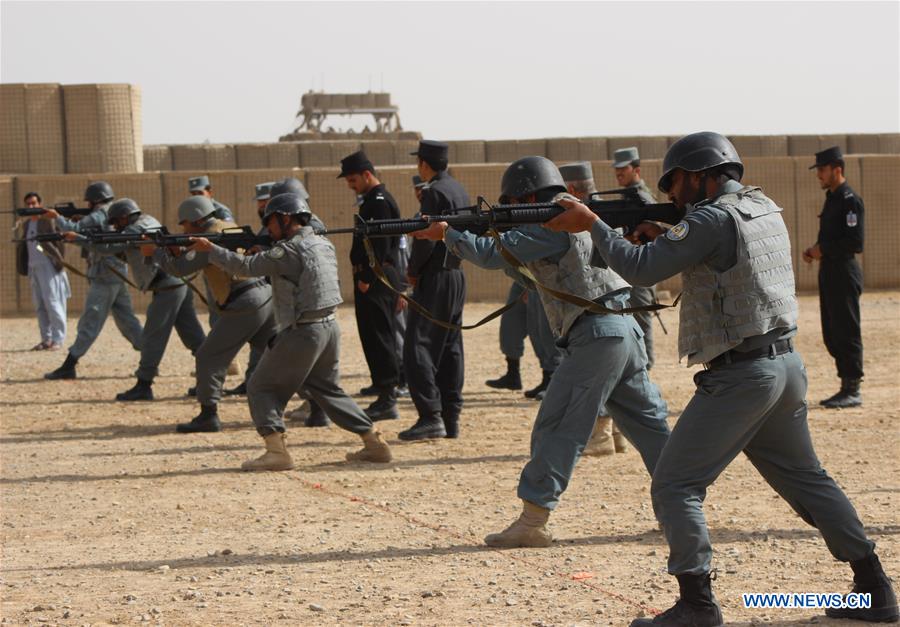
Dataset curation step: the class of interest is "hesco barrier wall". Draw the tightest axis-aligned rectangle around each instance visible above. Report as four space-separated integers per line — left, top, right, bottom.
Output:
1 156 897 315
63 84 143 174
134 133 900 173
0 84 67 175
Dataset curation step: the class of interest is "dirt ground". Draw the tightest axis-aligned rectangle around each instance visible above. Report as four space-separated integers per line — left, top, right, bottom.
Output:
1 292 898 626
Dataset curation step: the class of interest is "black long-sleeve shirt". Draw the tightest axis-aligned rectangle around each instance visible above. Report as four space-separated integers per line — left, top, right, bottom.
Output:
350 184 400 283
408 170 470 277
817 182 864 259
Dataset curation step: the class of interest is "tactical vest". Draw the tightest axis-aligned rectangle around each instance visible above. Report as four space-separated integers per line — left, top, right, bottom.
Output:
85 202 129 281
270 227 343 330
123 214 175 291
524 231 630 338
202 219 241 305
678 186 798 365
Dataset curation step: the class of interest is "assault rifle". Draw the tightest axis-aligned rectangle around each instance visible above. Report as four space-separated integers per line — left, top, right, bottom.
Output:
6 202 94 218
13 225 275 250
138 225 275 251
322 192 681 239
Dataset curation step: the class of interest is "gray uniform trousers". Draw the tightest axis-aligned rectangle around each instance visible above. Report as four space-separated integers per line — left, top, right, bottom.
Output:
499 282 562 373
247 317 373 436
196 286 276 406
499 281 528 359
652 351 874 575
69 278 144 359
518 313 671 509
628 285 657 369
136 285 206 382
525 286 562 373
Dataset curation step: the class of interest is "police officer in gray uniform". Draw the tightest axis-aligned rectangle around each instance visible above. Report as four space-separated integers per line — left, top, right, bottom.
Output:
219 181 276 398
612 147 660 368
149 196 277 432
547 132 897 626
560 161 628 456
44 182 144 380
85 199 206 401
485 281 528 390
189 175 234 222
412 156 671 548
190 193 393 470
485 280 561 399
262 177 332 428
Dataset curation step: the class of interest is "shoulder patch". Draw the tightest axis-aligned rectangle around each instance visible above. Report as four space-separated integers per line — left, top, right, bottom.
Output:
843 190 854 199
846 211 858 227
267 246 286 259
666 221 690 241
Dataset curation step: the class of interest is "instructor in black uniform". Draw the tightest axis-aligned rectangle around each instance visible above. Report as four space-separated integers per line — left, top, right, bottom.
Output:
400 140 470 441
803 146 865 408
339 150 403 421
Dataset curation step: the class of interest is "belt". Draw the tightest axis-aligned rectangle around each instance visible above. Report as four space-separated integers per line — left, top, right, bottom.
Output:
291 313 336 327
222 279 266 308
705 339 793 369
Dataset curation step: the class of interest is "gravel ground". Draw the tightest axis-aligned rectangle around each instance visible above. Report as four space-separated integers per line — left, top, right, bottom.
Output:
1 292 898 626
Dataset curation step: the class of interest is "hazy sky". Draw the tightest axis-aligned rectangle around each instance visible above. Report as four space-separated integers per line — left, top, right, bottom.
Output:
2 1 898 145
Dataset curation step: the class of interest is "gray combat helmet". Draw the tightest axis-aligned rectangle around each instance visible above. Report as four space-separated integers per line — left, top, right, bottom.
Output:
500 156 566 201
262 193 312 221
271 177 310 201
178 196 217 224
107 198 141 224
658 132 743 193
84 181 114 203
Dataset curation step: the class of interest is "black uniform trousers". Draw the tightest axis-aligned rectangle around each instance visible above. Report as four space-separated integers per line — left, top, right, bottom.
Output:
404 268 466 421
354 265 400 390
818 257 864 380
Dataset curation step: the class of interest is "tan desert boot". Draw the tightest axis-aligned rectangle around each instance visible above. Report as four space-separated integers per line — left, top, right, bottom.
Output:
612 424 629 453
346 428 392 463
484 501 552 548
227 360 242 376
583 417 615 457
241 432 295 471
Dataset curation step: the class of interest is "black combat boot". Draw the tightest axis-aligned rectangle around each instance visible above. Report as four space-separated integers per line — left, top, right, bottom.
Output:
116 379 154 401
822 378 863 409
304 400 331 428
44 352 78 380
224 381 247 396
485 358 522 390
358 383 378 396
443 412 460 439
399 414 447 441
826 552 899 622
365 388 399 421
630 572 723 627
524 370 553 399
177 404 222 433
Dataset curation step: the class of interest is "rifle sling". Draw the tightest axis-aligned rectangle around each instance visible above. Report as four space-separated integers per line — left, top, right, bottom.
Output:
362 238 524 332
49 248 208 306
484 228 680 316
